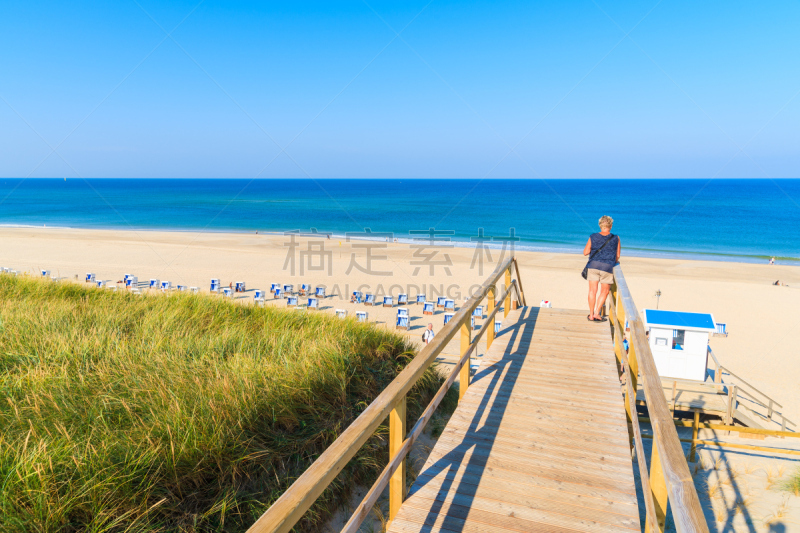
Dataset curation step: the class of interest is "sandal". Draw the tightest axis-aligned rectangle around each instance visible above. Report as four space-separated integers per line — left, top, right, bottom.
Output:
593 317 608 322
587 315 594 322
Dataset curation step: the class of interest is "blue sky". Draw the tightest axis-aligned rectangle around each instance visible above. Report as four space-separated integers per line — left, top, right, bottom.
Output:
1 1 798 179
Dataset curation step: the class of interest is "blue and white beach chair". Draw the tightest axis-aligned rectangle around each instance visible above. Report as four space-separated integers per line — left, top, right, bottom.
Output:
335 309 347 319
307 297 319 310
210 279 220 292
444 299 455 312
41 269 50 277
274 288 282 299
397 307 408 330
177 285 187 292
356 311 368 322
149 279 159 289
436 297 446 308
254 289 264 300
270 283 280 293
287 296 298 307
423 302 434 315
715 323 728 337
443 313 454 325
222 287 233 298
383 296 393 308
495 319 502 333
416 294 426 305
160 281 171 291
283 284 293 295
86 273 95 283
352 291 362 303
364 294 375 306
473 306 483 319
126 276 138 289
235 281 246 292
315 286 326 298
300 283 310 295
398 294 408 305
97 280 106 288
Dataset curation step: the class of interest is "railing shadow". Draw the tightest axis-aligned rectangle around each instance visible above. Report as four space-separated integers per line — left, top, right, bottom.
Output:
405 307 539 531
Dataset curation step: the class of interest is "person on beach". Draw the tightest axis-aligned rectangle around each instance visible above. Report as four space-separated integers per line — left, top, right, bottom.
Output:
422 323 435 344
583 215 621 322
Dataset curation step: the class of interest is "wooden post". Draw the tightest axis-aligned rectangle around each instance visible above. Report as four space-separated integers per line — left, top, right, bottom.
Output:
690 410 700 463
726 385 737 435
648 440 668 532
487 286 495 348
503 268 511 318
459 322 470 401
388 395 406 522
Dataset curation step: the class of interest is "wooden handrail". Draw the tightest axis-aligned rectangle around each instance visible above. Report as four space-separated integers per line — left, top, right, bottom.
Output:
340 280 520 533
612 265 708 533
248 256 522 533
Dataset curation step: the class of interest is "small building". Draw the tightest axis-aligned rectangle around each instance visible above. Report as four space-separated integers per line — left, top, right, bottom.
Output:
643 309 716 382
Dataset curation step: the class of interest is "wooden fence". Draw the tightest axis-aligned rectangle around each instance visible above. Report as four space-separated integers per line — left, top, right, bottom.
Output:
610 265 709 533
247 256 525 533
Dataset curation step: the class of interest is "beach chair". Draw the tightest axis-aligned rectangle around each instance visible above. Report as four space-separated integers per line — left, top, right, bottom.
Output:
254 290 264 300
274 288 282 299
364 294 375 306
540 299 552 308
443 313 454 325
423 302 434 315
160 281 171 291
356 311 368 322
335 309 347 319
398 294 408 305
444 299 455 312
177 285 187 292
235 281 246 293
126 276 138 288
714 323 728 337
97 280 106 288
190 287 199 293
286 296 298 308
397 307 409 318
307 297 319 310
210 279 220 292
41 269 50 277
148 279 157 289
315 286 326 298
494 319 502 333
416 294 426 305
222 287 233 298
283 284 293 295
352 291 362 303
383 296 393 308
255 298 265 307
473 306 484 319
270 283 280 293
300 283 311 296
396 314 410 330
436 297 446 308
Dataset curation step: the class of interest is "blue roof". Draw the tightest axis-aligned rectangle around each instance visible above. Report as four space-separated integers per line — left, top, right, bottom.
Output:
644 309 716 330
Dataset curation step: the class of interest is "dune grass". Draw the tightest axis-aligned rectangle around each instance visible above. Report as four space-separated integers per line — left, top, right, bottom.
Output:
0 275 444 532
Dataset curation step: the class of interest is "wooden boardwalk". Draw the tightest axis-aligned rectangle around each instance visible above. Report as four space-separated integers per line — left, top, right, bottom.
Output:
388 307 640 533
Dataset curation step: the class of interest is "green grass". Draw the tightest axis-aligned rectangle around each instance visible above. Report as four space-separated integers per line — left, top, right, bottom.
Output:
783 468 800 497
0 275 444 532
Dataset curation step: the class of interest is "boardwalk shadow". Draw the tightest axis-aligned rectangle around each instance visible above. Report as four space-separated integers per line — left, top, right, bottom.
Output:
407 307 539 531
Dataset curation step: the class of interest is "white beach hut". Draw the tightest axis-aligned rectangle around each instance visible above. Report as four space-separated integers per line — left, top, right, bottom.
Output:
644 309 716 382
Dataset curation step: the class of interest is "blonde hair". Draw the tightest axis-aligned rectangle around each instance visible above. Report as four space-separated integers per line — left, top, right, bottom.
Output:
599 215 614 229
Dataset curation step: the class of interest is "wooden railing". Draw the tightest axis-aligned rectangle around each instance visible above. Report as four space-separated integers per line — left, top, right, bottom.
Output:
610 265 709 533
247 256 525 533
707 347 795 431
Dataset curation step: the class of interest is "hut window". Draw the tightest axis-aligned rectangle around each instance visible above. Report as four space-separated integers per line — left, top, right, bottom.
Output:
672 329 685 350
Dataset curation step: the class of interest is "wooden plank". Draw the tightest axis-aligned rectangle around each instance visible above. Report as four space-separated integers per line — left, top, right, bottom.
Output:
388 306 639 533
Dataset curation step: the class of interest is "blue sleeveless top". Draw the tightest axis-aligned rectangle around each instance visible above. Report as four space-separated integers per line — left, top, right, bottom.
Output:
587 232 618 273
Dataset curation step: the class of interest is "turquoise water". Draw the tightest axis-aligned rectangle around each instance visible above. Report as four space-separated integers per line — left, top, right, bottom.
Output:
1 178 798 264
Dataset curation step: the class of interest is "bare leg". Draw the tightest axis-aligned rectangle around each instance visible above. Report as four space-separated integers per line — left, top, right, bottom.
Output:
595 283 611 318
587 280 599 319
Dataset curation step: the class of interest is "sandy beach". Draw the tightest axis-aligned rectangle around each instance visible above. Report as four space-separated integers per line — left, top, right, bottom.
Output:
3 225 799 425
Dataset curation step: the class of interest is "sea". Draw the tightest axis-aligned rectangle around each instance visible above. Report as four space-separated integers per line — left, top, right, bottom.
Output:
1 178 798 264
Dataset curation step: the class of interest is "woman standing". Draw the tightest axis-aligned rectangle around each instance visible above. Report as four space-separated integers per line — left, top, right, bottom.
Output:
583 215 621 322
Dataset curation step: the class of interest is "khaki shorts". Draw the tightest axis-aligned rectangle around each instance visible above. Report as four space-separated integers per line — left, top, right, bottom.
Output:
587 268 614 284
